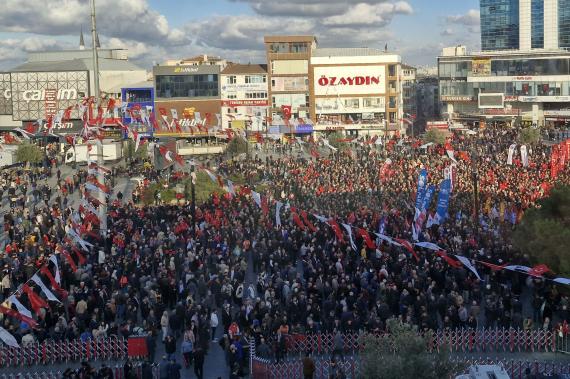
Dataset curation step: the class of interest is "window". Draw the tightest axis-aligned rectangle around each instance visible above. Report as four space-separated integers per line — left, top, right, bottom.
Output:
155 74 219 98
269 43 288 53
226 94 237 99
245 75 266 84
344 99 359 108
227 76 236 84
389 65 397 77
290 43 308 53
125 89 152 103
389 112 397 123
363 98 383 108
389 81 397 92
389 97 397 108
245 92 267 99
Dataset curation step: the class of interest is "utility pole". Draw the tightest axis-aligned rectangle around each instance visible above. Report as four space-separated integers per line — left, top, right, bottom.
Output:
90 0 107 236
190 164 196 238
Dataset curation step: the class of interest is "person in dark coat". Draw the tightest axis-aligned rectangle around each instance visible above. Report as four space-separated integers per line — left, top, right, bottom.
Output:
193 347 205 379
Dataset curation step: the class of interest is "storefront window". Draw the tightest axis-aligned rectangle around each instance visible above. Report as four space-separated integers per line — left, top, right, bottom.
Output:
156 74 219 98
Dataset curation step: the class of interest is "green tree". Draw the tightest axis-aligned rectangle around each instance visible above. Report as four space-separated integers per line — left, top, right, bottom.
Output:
361 319 461 379
226 137 248 156
15 143 43 164
327 131 349 150
513 185 570 275
519 127 541 145
424 129 447 145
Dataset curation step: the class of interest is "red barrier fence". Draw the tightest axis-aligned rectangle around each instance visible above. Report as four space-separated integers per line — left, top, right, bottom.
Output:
0 362 160 379
263 328 562 357
252 356 570 379
0 336 129 368
251 329 570 379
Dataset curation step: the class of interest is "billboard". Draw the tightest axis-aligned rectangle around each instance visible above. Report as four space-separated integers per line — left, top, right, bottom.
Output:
478 93 504 109
0 73 12 115
313 65 385 96
10 71 88 121
472 58 491 76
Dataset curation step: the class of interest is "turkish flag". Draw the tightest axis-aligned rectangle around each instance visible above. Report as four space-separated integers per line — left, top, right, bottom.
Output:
528 264 552 277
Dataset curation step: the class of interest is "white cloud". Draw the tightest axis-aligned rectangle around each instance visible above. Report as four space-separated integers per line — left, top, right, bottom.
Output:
323 2 413 27
446 9 480 31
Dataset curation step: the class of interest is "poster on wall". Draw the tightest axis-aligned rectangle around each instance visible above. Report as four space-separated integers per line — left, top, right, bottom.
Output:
472 58 491 76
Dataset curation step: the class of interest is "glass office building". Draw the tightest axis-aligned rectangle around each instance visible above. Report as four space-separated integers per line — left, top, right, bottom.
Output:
561 0 570 49
480 0 520 51
531 0 544 49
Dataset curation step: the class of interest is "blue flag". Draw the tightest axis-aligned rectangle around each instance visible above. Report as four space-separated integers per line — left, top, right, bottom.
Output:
422 185 436 212
414 169 428 212
434 179 451 225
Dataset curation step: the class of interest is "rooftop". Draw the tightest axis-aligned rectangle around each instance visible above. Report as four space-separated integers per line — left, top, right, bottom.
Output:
264 35 317 43
312 47 392 57
221 63 267 75
10 57 144 73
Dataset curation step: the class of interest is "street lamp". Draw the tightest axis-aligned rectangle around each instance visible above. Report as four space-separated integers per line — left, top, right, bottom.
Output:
190 164 196 237
471 142 479 240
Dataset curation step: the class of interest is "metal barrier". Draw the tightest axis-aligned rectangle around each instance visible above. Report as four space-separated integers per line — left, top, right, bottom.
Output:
261 328 560 357
0 336 129 368
252 355 570 379
251 328 570 379
0 362 160 379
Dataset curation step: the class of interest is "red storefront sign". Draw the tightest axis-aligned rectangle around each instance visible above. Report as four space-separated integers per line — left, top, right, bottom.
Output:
222 100 268 107
44 89 58 119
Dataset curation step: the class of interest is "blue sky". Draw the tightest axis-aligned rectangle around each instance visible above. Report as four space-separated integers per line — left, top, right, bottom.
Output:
0 0 481 70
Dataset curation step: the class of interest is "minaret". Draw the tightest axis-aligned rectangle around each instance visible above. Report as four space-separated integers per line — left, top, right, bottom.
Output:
79 27 85 50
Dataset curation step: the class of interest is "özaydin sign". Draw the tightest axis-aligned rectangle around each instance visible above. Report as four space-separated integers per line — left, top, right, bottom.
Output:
314 65 386 96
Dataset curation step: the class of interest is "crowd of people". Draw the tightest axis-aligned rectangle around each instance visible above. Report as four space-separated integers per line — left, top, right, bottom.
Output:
0 125 569 378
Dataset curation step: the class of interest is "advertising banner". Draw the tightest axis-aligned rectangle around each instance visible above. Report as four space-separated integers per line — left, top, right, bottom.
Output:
472 58 491 76
434 179 451 225
314 65 386 96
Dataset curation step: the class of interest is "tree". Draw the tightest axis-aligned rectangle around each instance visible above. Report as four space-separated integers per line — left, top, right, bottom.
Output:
15 143 43 164
226 137 248 156
327 131 349 151
424 129 447 145
519 127 541 145
513 185 570 275
360 319 461 379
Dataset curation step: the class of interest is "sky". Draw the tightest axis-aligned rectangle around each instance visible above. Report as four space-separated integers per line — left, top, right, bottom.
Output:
0 0 481 71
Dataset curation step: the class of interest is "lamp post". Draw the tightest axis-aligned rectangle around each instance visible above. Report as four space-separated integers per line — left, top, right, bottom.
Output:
190 164 196 238
90 0 106 237
471 143 479 240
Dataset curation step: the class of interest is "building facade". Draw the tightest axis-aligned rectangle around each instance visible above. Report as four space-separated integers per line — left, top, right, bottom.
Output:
0 48 147 135
480 0 520 51
415 76 440 131
220 64 268 132
309 48 404 137
438 48 570 127
153 62 222 137
264 36 317 124
481 0 570 51
402 64 417 120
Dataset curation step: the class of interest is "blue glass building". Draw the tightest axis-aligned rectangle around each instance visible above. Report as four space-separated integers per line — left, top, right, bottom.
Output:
480 0 520 51
531 0 544 48
560 0 570 49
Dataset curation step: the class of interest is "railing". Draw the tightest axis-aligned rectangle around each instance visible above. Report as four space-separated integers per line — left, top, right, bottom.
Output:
252 356 570 379
251 328 570 379
0 362 159 379
261 328 560 357
0 336 128 368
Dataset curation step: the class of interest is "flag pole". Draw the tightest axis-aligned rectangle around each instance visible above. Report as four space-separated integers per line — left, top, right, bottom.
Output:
90 0 107 237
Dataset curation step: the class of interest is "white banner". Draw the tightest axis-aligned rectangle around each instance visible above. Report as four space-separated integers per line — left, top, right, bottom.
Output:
520 145 528 167
507 144 516 165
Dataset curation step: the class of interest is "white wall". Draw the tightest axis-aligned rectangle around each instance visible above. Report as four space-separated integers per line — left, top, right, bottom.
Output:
520 0 532 51
544 0 559 49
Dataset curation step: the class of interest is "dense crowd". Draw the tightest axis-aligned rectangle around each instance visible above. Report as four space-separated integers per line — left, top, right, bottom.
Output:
0 126 569 378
